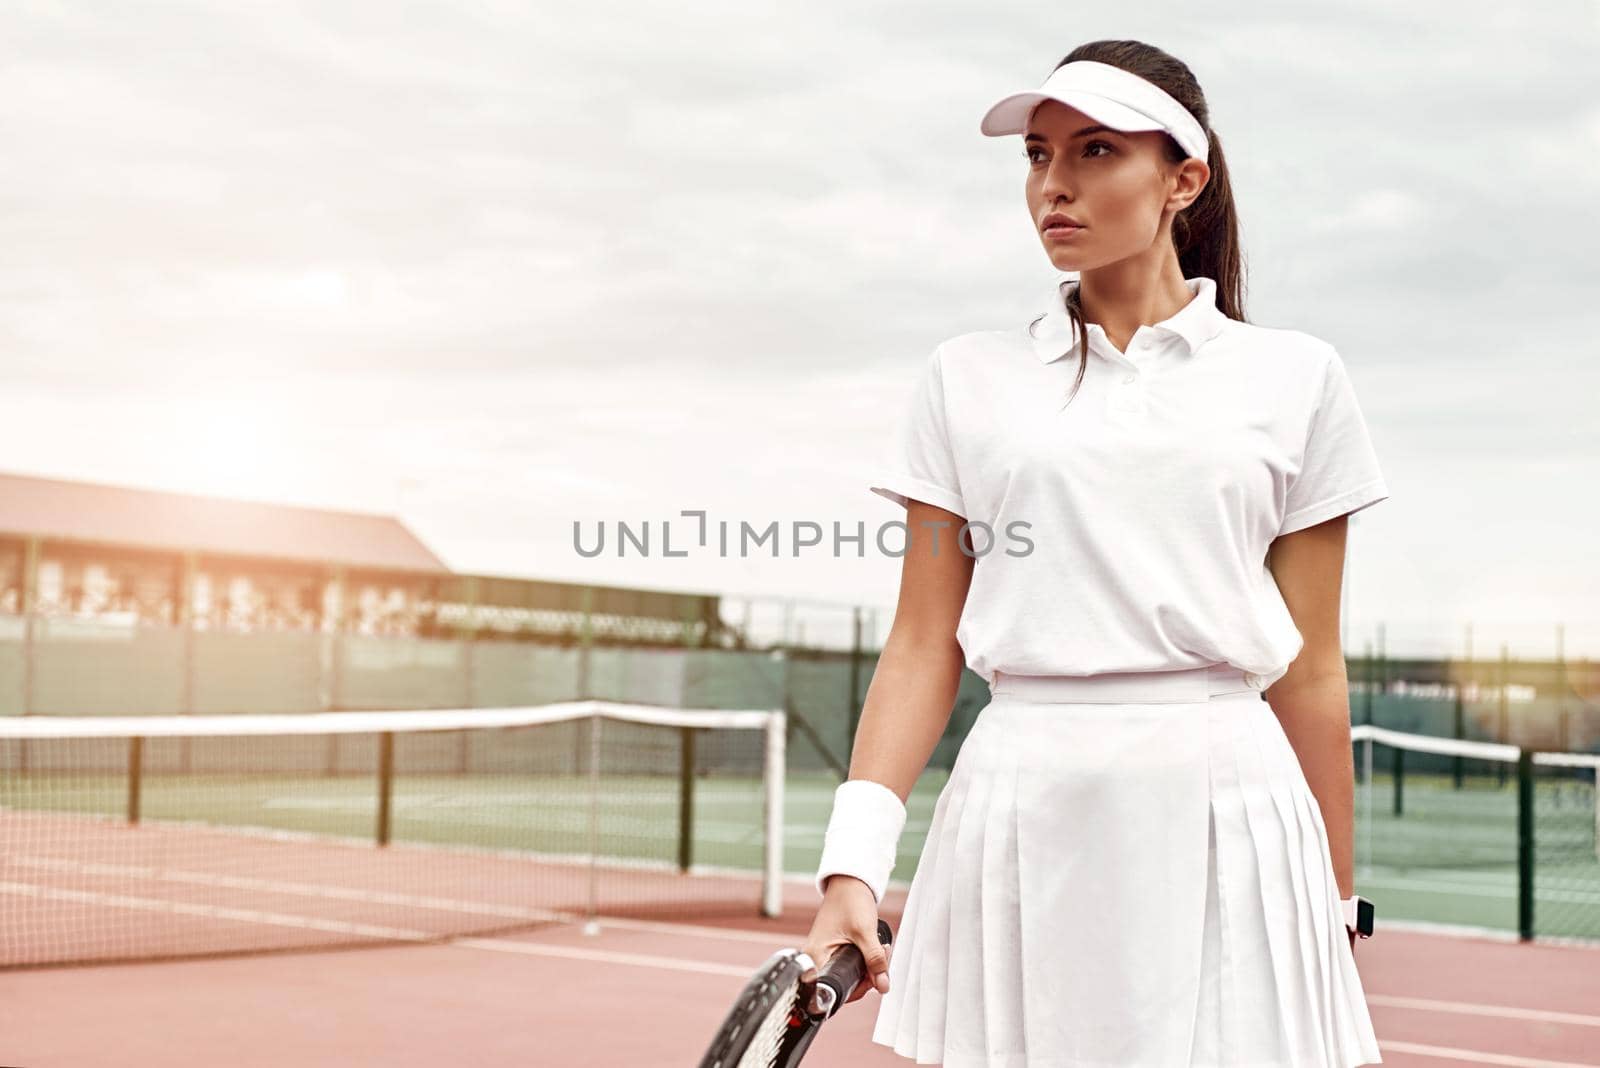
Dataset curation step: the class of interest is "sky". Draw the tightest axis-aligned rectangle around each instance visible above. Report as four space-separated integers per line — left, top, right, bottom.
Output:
2 1 1598 657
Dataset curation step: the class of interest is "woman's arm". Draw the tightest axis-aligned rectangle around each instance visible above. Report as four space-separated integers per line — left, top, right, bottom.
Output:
803 500 976 995
1263 515 1358 900
846 500 975 803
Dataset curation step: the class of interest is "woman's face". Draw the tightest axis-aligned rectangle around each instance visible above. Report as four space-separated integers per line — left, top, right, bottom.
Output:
1023 98 1203 273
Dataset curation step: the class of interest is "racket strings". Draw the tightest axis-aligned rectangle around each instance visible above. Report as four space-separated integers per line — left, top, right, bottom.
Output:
736 985 803 1068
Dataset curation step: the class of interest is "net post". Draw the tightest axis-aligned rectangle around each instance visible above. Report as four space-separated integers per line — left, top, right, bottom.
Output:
762 707 786 918
1497 644 1510 788
1556 623 1567 751
376 731 394 847
1452 682 1465 791
1360 734 1374 878
1392 744 1404 817
678 725 696 872
1516 747 1534 940
586 710 602 928
126 735 144 825
1593 764 1599 864
18 539 38 777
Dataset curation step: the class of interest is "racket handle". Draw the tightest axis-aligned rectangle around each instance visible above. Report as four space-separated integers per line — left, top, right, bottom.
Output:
810 919 893 1020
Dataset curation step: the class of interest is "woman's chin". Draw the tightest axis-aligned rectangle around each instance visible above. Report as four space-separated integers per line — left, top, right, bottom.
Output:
1045 250 1086 272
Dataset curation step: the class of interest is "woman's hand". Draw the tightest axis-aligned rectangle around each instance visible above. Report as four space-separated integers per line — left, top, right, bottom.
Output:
800 875 892 1007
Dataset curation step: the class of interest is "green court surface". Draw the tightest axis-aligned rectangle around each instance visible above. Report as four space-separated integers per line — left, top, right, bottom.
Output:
6 763 1595 941
0 768 945 876
1353 769 1600 941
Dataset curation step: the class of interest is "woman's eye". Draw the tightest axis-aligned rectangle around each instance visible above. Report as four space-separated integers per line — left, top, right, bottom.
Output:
1027 142 1111 163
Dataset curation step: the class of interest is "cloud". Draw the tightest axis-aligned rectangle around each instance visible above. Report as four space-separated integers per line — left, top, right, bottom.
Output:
0 1 1596 639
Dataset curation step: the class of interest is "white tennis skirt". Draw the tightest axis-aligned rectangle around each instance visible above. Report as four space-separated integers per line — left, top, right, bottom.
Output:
871 663 1383 1068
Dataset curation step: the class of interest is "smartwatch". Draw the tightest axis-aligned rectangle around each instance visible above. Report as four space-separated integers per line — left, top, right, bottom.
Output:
1341 894 1374 938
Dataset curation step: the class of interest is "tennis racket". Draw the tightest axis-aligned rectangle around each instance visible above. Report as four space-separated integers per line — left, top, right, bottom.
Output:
697 918 894 1068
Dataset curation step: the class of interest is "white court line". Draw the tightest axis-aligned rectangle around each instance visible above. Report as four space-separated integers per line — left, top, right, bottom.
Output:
8 856 1595 955
576 915 799 946
1369 994 1600 1029
12 878 1600 1061
13 856 571 924
1370 918 1524 942
0 881 433 943
1338 916 1600 950
1 810 755 880
449 938 753 977
1378 1039 1600 1067
0 881 773 977
1359 873 1600 906
5 860 798 947
11 855 794 945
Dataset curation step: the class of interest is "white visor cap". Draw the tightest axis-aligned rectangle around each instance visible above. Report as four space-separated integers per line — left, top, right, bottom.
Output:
979 59 1209 161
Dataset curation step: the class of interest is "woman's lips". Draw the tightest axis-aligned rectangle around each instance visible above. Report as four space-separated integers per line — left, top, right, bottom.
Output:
1043 224 1084 239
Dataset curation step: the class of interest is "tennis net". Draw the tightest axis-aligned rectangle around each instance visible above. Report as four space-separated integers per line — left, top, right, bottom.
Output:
0 701 785 969
1352 723 1600 943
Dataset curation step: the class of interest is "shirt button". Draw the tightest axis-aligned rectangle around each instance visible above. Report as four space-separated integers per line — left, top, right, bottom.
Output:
1243 671 1261 687
1122 373 1137 384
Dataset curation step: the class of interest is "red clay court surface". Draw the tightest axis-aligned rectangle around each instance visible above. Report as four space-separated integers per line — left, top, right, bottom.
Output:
3 881 1600 1068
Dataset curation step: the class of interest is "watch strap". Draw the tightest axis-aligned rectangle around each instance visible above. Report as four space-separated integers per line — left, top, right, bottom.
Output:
1341 894 1374 938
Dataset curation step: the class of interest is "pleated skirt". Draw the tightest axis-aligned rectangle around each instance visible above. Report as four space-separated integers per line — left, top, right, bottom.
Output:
871 665 1383 1067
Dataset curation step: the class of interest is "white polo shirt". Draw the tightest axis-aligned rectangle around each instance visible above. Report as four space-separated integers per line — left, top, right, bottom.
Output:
871 274 1390 692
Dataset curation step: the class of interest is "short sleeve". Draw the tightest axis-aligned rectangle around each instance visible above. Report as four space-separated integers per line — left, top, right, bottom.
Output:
869 344 967 517
1278 346 1391 536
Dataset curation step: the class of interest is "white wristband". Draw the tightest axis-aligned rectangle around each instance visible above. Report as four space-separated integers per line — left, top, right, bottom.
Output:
814 779 907 904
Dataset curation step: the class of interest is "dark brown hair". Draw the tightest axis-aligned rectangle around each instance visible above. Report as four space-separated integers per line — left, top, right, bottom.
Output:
1045 39 1247 405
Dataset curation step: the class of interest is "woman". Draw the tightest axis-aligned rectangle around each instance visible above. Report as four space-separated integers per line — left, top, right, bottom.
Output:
801 39 1388 1068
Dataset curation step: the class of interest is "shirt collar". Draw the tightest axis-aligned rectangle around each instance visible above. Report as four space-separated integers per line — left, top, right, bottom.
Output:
1028 274 1227 364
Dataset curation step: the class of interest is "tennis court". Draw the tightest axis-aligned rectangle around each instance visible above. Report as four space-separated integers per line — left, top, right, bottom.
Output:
4 879 1600 1066
3 703 1600 1065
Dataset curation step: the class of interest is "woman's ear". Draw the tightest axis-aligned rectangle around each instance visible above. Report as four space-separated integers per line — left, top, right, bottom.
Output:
1170 157 1210 213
